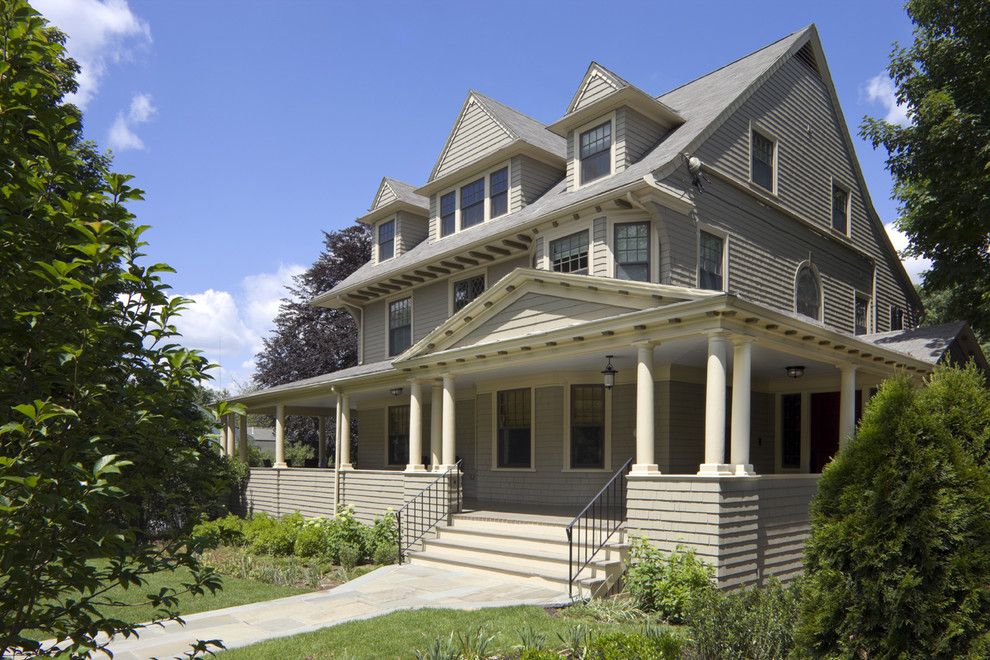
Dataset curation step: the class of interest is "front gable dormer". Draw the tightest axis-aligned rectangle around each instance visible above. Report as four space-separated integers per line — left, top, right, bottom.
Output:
359 177 429 263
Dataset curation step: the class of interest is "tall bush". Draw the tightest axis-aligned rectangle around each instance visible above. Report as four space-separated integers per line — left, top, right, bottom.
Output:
797 364 990 657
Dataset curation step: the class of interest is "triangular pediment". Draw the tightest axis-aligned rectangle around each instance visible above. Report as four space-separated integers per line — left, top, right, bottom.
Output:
370 178 398 210
429 93 514 182
567 62 630 114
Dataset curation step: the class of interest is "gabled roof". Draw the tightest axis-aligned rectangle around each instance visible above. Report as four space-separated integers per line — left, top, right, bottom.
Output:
565 62 632 114
358 177 428 225
864 322 989 374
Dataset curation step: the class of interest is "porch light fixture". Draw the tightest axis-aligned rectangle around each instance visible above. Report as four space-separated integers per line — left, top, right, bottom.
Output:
785 365 806 379
389 387 403 397
601 355 617 390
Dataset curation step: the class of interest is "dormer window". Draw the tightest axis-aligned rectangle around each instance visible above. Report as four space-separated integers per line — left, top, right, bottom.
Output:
489 167 508 218
460 178 485 228
378 219 395 261
435 163 512 238
440 191 456 237
579 121 612 185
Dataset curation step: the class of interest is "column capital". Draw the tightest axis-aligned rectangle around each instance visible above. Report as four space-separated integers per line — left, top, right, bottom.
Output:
706 329 732 341
837 362 858 374
631 340 656 349
731 335 756 347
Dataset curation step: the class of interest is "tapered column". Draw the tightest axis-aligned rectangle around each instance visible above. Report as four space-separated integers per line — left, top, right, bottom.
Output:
274 403 287 468
239 414 249 463
334 394 342 469
729 338 755 475
441 374 456 468
839 364 857 448
339 393 352 469
699 332 731 475
317 415 327 468
430 382 442 469
407 380 426 471
631 342 659 473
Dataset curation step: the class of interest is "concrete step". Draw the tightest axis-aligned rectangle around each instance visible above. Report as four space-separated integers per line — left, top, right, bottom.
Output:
431 528 628 564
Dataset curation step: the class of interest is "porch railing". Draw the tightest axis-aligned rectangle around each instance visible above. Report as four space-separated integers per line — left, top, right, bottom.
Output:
396 460 462 563
564 457 633 599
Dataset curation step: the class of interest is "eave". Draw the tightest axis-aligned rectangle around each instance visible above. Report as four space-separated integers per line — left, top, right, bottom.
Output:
356 200 429 226
415 140 565 198
548 86 684 137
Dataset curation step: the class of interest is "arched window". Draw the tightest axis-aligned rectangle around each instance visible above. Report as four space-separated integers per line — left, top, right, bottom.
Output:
795 263 821 320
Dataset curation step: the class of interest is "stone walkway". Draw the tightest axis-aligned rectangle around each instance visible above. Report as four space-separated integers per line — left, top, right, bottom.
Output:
96 564 570 658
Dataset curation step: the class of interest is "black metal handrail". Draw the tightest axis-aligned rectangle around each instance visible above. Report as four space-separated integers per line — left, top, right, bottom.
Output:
564 457 633 599
396 459 463 563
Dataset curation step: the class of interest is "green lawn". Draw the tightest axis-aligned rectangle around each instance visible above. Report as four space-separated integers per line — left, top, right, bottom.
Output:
221 605 655 659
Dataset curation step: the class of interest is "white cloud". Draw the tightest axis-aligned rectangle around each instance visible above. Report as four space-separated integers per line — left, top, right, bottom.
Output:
107 92 157 151
172 264 305 392
33 0 151 109
884 221 931 284
865 74 910 126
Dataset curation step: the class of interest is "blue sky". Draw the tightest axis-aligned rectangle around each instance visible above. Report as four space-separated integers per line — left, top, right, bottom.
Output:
35 0 927 391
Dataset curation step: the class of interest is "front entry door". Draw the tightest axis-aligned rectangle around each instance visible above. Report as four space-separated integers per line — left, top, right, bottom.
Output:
810 391 863 473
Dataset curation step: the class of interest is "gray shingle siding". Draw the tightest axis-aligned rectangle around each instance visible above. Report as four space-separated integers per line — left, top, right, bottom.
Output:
615 107 664 170
592 217 608 277
396 211 428 254
434 99 513 181
413 280 447 342
362 300 387 364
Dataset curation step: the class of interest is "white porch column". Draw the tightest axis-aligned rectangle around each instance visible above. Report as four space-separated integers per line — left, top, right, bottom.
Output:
407 380 426 471
729 338 755 475
631 341 659 474
239 414 249 463
441 374 456 468
226 415 236 456
340 393 352 469
317 415 327 468
430 382 442 469
273 403 287 468
699 332 731 475
839 363 858 448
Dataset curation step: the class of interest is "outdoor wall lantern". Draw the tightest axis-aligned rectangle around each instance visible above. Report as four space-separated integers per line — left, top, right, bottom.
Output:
389 387 403 397
601 355 617 390
785 365 806 379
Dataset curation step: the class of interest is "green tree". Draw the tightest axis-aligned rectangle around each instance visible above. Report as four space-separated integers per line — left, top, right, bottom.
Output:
797 364 990 657
0 2 231 654
862 0 990 341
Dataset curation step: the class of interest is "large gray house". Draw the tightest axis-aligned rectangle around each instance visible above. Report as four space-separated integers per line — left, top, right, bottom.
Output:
225 25 987 592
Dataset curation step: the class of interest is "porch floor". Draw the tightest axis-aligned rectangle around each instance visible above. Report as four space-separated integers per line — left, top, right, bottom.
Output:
458 500 578 527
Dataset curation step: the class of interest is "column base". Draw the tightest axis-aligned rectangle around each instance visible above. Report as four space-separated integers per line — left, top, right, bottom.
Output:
405 464 427 473
630 463 660 474
338 463 354 471
730 463 756 476
273 462 288 469
697 463 733 476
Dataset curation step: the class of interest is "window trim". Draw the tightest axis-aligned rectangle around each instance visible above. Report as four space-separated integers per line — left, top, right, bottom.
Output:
696 224 729 292
612 220 652 283
562 384 612 473
438 190 457 238
377 217 396 262
889 304 904 332
491 387 536 472
386 294 413 357
829 178 852 237
573 112 616 190
488 165 509 219
547 228 591 275
434 161 511 239
774 391 810 473
384 404 410 468
749 122 778 195
854 291 872 335
793 260 823 322
448 268 488 316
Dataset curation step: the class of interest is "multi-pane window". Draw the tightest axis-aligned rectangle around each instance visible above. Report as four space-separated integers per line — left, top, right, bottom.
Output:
855 294 870 335
388 297 412 356
781 393 801 469
831 184 849 234
377 219 395 261
751 130 775 191
550 231 589 274
496 388 531 468
489 167 508 218
615 222 650 282
440 191 456 237
579 121 612 184
571 385 605 469
795 265 821 320
890 305 904 331
387 405 409 466
453 275 485 312
698 231 724 291
460 178 485 228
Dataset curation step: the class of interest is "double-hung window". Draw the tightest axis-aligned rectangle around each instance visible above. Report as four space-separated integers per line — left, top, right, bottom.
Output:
579 121 612 184
795 264 821 320
890 305 904 331
698 231 724 291
614 222 650 282
831 184 849 234
571 385 605 469
453 275 485 312
377 219 395 261
751 129 775 191
855 294 870 335
388 297 412 356
440 191 456 237
387 405 409 466
496 388 531 469
489 167 508 218
460 178 485 228
550 231 589 275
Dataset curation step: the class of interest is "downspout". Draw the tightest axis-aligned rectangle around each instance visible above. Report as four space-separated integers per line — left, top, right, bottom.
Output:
332 388 342 516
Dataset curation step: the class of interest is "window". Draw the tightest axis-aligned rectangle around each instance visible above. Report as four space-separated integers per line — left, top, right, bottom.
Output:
377 219 395 261
453 275 485 312
571 385 605 469
781 393 801 469
387 405 409 466
579 121 612 184
698 231 724 291
388 297 412 356
855 294 870 335
460 178 485 228
831 184 849 234
489 167 508 218
496 388 531 468
795 264 821 320
440 191 456 237
550 231 589 274
751 129 775 191
615 222 650 282
890 305 904 331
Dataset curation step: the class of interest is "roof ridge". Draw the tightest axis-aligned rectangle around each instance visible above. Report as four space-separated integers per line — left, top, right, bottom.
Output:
470 90 551 132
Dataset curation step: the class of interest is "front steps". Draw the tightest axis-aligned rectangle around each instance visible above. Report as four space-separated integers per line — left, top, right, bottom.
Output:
406 513 627 599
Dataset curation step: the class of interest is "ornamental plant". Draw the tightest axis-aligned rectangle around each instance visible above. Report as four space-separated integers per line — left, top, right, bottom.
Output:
624 539 714 623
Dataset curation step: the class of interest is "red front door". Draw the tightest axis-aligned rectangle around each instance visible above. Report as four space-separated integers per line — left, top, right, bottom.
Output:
810 390 863 473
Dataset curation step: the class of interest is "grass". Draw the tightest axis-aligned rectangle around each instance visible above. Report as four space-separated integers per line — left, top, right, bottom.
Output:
221 605 659 659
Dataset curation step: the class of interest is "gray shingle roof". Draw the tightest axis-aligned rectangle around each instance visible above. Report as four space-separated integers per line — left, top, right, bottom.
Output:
863 322 969 365
379 177 428 211
230 360 395 404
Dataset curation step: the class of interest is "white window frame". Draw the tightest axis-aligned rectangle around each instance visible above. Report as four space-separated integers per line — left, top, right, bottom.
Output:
376 216 396 262
830 177 852 237
605 213 659 283
385 293 414 358
696 223 729 292
889 303 905 332
384 404 410 468
562 383 612 473
573 112 617 190
793 260 824 321
749 121 778 196
435 161 511 239
854 290 872 335
774 391 808 474
542 223 592 274
448 268 488 316
491 386 536 472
